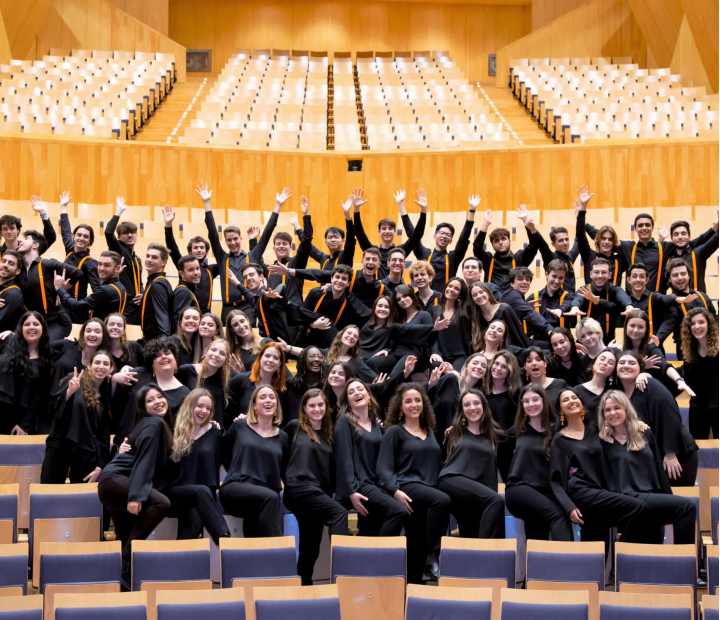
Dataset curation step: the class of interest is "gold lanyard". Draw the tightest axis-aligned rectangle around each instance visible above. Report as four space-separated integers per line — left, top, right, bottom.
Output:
37 260 47 312
141 276 168 328
177 284 199 308
488 257 515 282
430 250 449 283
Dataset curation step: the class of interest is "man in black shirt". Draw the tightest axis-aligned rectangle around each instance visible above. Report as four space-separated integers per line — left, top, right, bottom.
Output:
0 249 25 332
17 229 80 340
460 256 501 299
304 194 356 271
566 257 633 344
409 261 441 311
105 197 143 324
626 263 680 348
140 243 173 341
59 191 101 323
353 187 427 279
55 251 127 321
163 205 218 313
526 259 576 331
381 248 409 294
525 204 579 292
659 216 719 293
503 267 552 341
172 255 202 331
1 196 57 255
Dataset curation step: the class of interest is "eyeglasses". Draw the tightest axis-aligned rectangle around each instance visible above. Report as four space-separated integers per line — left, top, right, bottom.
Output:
307 353 324 360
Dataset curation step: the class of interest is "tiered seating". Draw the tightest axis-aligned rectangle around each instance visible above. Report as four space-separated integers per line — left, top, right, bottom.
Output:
0 50 176 140
330 56 363 150
358 51 510 150
183 49 328 150
509 56 718 143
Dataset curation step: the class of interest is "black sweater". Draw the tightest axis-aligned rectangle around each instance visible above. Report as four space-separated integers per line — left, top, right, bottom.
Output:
377 425 442 494
505 425 553 491
285 420 335 494
393 310 435 359
359 324 394 360
440 430 511 490
176 364 228 429
334 414 384 499
682 353 719 410
602 429 671 495
164 425 221 491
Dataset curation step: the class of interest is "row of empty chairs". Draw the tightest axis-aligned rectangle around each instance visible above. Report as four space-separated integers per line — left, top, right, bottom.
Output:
182 49 328 150
509 56 718 143
0 50 176 140
330 58 363 150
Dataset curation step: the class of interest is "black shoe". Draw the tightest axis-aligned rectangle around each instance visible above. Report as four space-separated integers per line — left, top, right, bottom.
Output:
424 562 440 581
120 561 131 592
697 576 708 589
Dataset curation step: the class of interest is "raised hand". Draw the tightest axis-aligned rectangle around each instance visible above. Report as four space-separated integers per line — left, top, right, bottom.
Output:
162 204 175 226
54 269 70 291
276 338 291 353
516 204 530 225
428 366 442 389
658 223 670 242
262 288 283 299
195 183 212 203
226 268 241 287
351 188 368 210
414 189 428 210
675 293 698 305
117 257 127 275
115 197 126 213
341 195 353 216
433 316 451 331
574 198 582 218
229 354 245 374
275 187 292 208
289 214 300 231
393 189 407 205
577 286 600 304
300 196 309 216
481 209 493 231
59 191 72 209
577 185 594 208
404 355 418 377
310 317 332 330
30 195 46 216
643 355 662 370
67 367 84 399
247 226 260 240
268 263 289 277
468 195 481 211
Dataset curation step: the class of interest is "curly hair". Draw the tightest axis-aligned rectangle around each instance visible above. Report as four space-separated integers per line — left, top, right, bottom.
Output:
172 388 214 461
385 382 436 432
326 325 362 364
4 311 54 376
681 307 719 363
143 337 180 370
598 390 646 452
297 388 333 444
249 342 286 391
446 389 503 456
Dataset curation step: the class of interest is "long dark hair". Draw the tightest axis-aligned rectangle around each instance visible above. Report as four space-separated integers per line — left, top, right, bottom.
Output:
385 382 436 432
297 388 333 444
438 277 472 333
622 309 650 356
323 362 356 421
367 295 396 328
104 313 132 364
337 378 381 435
78 318 110 351
4 311 54 376
514 384 555 457
395 284 422 319
548 327 583 374
446 388 503 455
294 346 326 393
134 384 174 449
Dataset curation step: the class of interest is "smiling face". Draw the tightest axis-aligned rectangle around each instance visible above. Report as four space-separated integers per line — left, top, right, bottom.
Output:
603 398 627 428
259 347 281 375
331 272 349 294
444 280 462 301
471 286 489 307
242 267 262 292
194 395 213 426
17 234 37 255
635 217 653 242
181 309 201 334
592 350 616 378
152 349 176 375
346 380 368 408
546 269 565 293
462 259 481 284
550 332 571 359
340 327 359 349
1 223 19 244
590 263 610 288
462 392 484 424
145 248 166 274
305 347 324 373
254 387 277 419
224 230 242 254
553 231 570 254
106 315 126 340
598 231 615 255
434 226 453 249
616 355 640 381
199 316 218 338
626 317 647 342
511 275 532 295
491 355 509 381
72 226 92 252
559 389 583 419
205 342 227 369
524 351 546 380
230 313 250 338
83 322 104 349
0 253 20 280
325 231 344 253
374 298 391 321
180 259 201 285
521 390 543 418
578 325 601 350
485 320 505 345
671 226 690 249
395 292 413 310
273 237 291 260
690 314 708 340
90 353 113 381
401 389 424 421
388 252 405 275
362 252 380 275
627 268 648 293
304 394 327 426
466 355 488 381
379 222 396 244
190 241 207 261
97 256 119 281
22 315 43 345
669 266 690 292
145 389 168 417
411 269 430 289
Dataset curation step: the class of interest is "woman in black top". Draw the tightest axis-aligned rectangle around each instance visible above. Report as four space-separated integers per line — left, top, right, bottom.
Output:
98 385 172 573
430 278 473 372
438 389 508 539
225 309 268 373
599 390 695 545
198 313 224 358
616 351 698 487
521 347 569 414
105 312 143 372
478 319 509 363
681 307 719 439
219 385 290 537
41 351 120 484
283 389 349 584
504 385 573 542
324 325 377 384
323 362 355 422
484 351 523 431
550 388 645 543
469 282 530 349
177 338 232 428
52 317 110 385
360 296 398 375
576 318 606 373
286 346 325 423
377 383 451 584
574 348 618 415
173 306 202 366
548 327 588 387
0 311 55 435
335 378 407 537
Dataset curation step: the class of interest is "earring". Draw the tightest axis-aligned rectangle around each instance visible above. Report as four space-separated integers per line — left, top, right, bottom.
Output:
581 411 585 420
524 412 529 420
560 413 565 425
461 415 467 426
152 368 156 377
87 370 93 378
399 411 405 421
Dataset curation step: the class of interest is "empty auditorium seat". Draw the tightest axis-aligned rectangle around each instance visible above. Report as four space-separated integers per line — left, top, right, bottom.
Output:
710 545 719 596
500 588 589 620
704 595 719 620
406 584 493 620
0 542 29 596
0 483 18 544
712 487 719 545
0 594 43 619
697 441 719 532
55 591 148 620
254 584 341 620
0 435 45 529
598 591 692 620
157 588 246 620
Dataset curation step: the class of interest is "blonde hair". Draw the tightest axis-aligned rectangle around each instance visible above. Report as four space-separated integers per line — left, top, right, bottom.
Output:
576 317 603 341
197 338 231 405
598 390 646 451
247 385 283 426
408 260 436 280
172 388 214 461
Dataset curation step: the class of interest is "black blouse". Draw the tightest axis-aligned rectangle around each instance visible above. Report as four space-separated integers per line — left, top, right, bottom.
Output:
602 429 671 495
377 424 442 494
392 310 435 358
228 373 290 423
176 364 228 429
111 340 143 373
573 384 605 419
682 354 719 409
221 419 289 492
0 356 52 434
440 429 510 491
487 390 518 431
505 425 553 490
551 361 589 388
334 414 383 499
285 420 335 494
359 324 393 360
540 378 570 414
164 425 221 491
99 416 169 502
431 307 472 361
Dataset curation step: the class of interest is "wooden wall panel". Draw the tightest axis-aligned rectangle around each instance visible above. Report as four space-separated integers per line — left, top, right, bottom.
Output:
671 16 712 92
496 0 648 87
168 0 531 81
107 0 169 35
680 0 718 93
625 0 683 68
0 136 715 240
0 0 55 59
0 2 12 63
532 0 586 31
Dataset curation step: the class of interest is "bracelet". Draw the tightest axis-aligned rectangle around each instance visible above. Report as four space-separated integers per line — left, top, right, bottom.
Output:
40 211 47 218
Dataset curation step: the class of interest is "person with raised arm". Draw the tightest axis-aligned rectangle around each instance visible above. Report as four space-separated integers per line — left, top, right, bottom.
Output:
302 191 357 271
565 258 634 344
171 255 201 331
1 196 56 255
17 229 80 340
526 259 576 332
57 191 101 323
502 266 553 341
105 197 143 324
50 317 109 386
409 260 441 310
658 214 719 293
139 243 173 341
680 307 719 440
472 204 539 291
163 204 218 313
197 183 289 323
0 249 25 332
575 187 627 287
353 188 427 278
55 251 127 321
406 190 475 292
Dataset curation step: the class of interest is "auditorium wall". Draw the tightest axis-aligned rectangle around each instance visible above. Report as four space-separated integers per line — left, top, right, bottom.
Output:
107 0 169 36
495 0 648 87
168 0 532 82
0 135 715 236
531 0 587 31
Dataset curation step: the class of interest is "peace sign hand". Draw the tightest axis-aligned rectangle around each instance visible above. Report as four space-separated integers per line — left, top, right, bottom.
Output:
67 367 84 399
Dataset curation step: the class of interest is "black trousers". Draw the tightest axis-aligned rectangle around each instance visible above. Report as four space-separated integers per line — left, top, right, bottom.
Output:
283 483 349 585
164 485 230 545
400 482 451 584
40 443 98 484
568 480 646 543
623 492 696 545
391 354 432 377
675 450 699 488
505 484 573 542
438 476 505 539
690 405 718 440
340 482 407 537
47 312 72 341
97 476 170 562
219 481 283 537
365 354 399 375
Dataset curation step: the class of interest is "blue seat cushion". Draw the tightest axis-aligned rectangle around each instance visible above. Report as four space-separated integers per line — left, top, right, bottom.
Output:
157 600 245 620
600 606 690 620
0 611 42 620
132 550 210 592
501 602 588 620
255 598 341 620
527 552 604 588
331 546 406 582
0 443 45 465
39 552 121 593
29 493 102 555
220 547 297 588
616 554 696 589
406 597 491 620
0 553 28 593
440 548 515 587
56 607 146 620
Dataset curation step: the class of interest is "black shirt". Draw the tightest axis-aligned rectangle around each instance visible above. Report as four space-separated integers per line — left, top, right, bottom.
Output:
285 420 335 494
578 211 627 286
393 310 435 359
57 277 127 321
527 228 580 292
602 429 671 495
505 424 552 490
440 429 510 490
140 272 173 340
334 414 384 499
305 217 356 272
473 228 538 291
221 419 289 492
664 231 719 293
628 289 677 345
549 360 588 388
228 373 290 426
377 424 442 494
105 214 143 300
0 356 51 434
477 304 531 349
412 218 474 292
682 353 719 409
1 217 56 255
487 390 518 431
570 282 632 342
18 256 81 318
0 279 25 332
573 383 605 416
164 425 221 491
176 364 228 429
172 282 199 332
266 214 314 305
431 306 472 361
60 214 101 304
359 323 394 360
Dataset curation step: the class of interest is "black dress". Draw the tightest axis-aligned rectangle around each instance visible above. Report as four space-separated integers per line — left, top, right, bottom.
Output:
486 390 518 431
573 384 606 419
682 353 719 439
